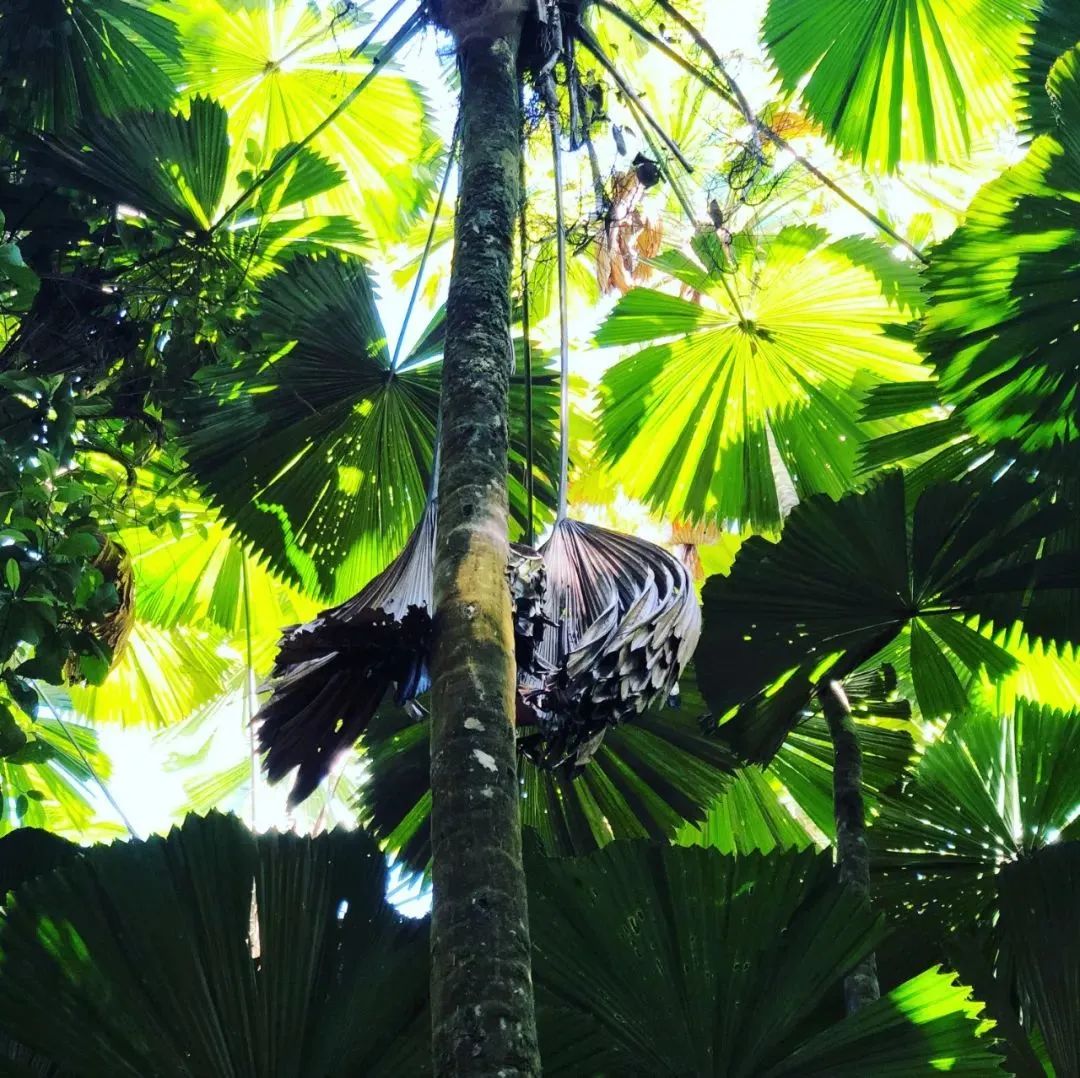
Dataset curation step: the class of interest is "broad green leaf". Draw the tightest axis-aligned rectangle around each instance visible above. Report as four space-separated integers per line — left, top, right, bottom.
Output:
66 622 236 727
162 0 437 244
1014 0 1080 137
998 841 1080 1076
766 966 1004 1076
36 97 362 263
0 812 429 1076
871 701 1080 928
596 228 927 529
0 714 116 839
763 0 1031 170
698 471 1078 762
121 509 317 655
187 255 560 600
676 765 816 854
360 671 737 873
529 842 1002 1075
0 0 180 130
924 44 1080 467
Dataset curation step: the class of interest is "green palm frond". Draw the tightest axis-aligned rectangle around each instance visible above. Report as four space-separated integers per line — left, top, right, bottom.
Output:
121 503 318 644
855 379 991 496
1014 0 1080 137
595 227 927 529
871 700 1080 927
0 0 179 131
924 43 1080 467
186 254 559 601
35 96 362 263
676 765 817 854
0 811 429 1076
529 842 1004 1075
359 671 737 872
762 0 1030 171
162 0 438 244
998 842 1080 1076
0 714 116 838
65 622 237 727
871 703 1080 1076
698 470 1079 763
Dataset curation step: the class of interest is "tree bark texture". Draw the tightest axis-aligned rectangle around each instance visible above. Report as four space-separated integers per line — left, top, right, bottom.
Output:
819 678 881 1014
429 23 540 1078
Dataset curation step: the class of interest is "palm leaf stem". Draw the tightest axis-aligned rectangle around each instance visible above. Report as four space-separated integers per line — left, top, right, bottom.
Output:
214 4 421 226
575 25 693 174
622 0 926 264
625 86 747 321
42 697 139 839
542 72 571 521
819 678 880 1013
391 118 461 369
241 552 257 830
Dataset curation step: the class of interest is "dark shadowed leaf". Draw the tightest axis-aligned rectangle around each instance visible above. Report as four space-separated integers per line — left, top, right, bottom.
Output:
0 0 180 130
528 842 1002 1075
187 255 558 600
698 470 1079 763
1014 0 1080 137
871 700 1080 930
998 841 1080 1076
0 812 429 1076
924 44 1080 469
359 667 736 873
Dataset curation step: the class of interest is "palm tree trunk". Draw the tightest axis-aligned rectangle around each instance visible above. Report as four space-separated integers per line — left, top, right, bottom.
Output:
428 21 541 1078
818 678 881 1013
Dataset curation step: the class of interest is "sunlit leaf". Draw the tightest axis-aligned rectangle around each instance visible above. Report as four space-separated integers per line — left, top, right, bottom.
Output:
596 227 927 529
763 0 1031 170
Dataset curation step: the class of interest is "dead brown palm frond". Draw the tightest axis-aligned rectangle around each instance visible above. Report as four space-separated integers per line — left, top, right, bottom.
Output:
255 497 546 805
519 517 700 769
63 533 135 683
594 167 663 294
671 517 720 581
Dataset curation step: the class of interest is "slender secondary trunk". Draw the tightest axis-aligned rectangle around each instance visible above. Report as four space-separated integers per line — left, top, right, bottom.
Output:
428 20 540 1078
818 678 881 1013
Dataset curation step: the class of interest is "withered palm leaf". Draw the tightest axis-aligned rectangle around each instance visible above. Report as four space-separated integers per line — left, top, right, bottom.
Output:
256 499 546 805
521 518 701 769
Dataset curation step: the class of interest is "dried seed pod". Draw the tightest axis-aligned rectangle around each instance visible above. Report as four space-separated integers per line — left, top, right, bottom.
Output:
520 518 700 769
256 498 546 805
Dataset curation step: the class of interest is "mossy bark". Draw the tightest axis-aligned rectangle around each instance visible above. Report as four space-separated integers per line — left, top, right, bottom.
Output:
429 22 540 1078
819 678 881 1014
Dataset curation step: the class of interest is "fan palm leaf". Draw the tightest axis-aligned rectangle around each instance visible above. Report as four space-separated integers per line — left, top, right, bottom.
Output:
870 702 1080 1075
871 700 1080 928
0 714 116 838
762 0 1031 171
1014 0 1080 137
34 96 363 267
595 227 927 529
358 668 736 872
698 470 1079 763
0 0 180 131
65 621 237 728
924 43 1080 468
0 811 429 1076
161 0 437 244
528 842 1004 1075
186 254 559 601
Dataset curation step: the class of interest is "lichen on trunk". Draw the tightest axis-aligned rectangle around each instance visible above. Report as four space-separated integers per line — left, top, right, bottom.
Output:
819 677 881 1014
428 16 540 1077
